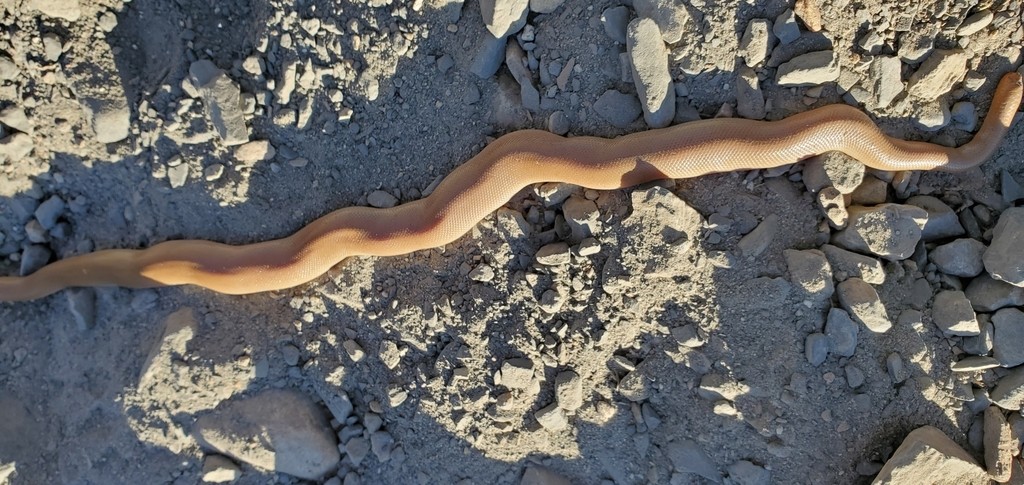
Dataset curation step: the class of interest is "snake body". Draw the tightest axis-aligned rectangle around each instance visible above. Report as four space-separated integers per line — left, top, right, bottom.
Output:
1 73 1021 302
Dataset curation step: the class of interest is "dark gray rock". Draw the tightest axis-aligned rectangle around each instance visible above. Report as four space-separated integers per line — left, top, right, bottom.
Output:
189 60 248 146
931 290 980 336
984 208 1024 287
831 204 927 260
825 308 858 357
470 33 507 79
930 238 986 277
663 439 722 483
905 195 964 241
965 274 1024 311
993 308 1024 368
805 333 829 366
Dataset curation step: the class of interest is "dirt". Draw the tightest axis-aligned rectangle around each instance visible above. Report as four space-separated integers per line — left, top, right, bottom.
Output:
1 0 1023 483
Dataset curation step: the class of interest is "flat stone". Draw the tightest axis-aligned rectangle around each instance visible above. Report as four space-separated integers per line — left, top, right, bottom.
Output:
965 274 1024 311
627 18 674 128
905 196 964 241
735 66 766 120
0 106 31 134
929 238 986 277
480 0 528 38
0 133 33 162
991 366 1024 410
825 308 858 357
912 101 951 131
872 426 989 484
794 0 823 32
234 140 275 163
698 373 750 401
958 10 993 36
727 460 771 485
663 439 721 482
898 27 936 63
633 0 691 44
868 56 904 109
190 60 248 146
962 317 994 356
831 204 928 260
737 214 779 257
907 49 968 100
777 50 840 86
536 242 571 265
836 278 891 333
950 101 977 131
931 290 980 337
821 244 885 284
554 370 583 411
19 244 51 276
601 6 630 44
367 190 398 208
521 466 571 485
773 9 800 45
193 389 339 480
805 333 829 366
34 195 65 230
594 89 641 128
784 248 833 300
500 358 534 390
993 308 1024 368
740 19 773 67
850 176 889 205
950 356 1000 372
984 207 1024 287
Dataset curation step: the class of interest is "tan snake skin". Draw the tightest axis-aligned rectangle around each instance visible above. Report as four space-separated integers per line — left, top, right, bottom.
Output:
1 72 1021 302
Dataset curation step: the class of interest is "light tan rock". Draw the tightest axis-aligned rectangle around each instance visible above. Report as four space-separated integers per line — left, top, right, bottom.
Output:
872 425 989 484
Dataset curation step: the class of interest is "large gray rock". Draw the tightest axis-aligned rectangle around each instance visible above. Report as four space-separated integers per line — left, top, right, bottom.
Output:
820 244 885 284
993 308 1024 368
984 207 1024 287
739 19 773 67
831 204 928 260
872 426 989 484
965 274 1024 312
480 0 528 38
836 278 890 333
929 238 986 277
931 290 979 337
189 60 248 146
193 389 340 480
907 49 968 100
627 18 675 128
905 196 964 241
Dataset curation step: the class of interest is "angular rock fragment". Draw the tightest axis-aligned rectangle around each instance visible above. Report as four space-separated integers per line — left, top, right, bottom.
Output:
189 60 248 146
836 278 890 332
907 49 968 100
931 290 979 337
873 426 989 484
480 0 528 38
633 0 691 44
984 207 1024 287
627 18 674 128
777 50 839 86
831 204 927 260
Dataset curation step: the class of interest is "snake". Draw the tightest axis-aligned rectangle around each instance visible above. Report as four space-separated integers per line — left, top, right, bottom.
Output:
1 72 1021 302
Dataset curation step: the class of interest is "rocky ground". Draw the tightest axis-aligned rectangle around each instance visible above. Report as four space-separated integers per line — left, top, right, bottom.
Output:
1 0 1024 483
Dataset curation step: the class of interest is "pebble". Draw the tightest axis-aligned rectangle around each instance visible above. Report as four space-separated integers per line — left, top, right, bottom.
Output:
534 403 568 430
805 333 829 366
957 10 993 37
367 190 399 208
281 344 300 366
547 111 569 135
735 66 766 120
886 352 907 383
66 288 96 331
468 264 495 282
867 56 903 109
727 460 770 485
898 27 937 63
950 102 977 131
378 340 401 370
857 30 884 55
931 290 980 336
193 389 339 479
836 278 891 332
601 6 630 44
736 214 779 257
776 50 839 87
27 0 81 21
593 89 641 128
190 60 248 146
506 42 539 111
203 164 225 181
825 308 858 357
627 18 675 128
963 317 994 356
984 208 1024 287
850 175 888 205
479 0 528 38
817 187 848 229
965 274 1024 312
993 308 1024 367
0 133 33 162
370 430 395 461
845 365 865 388
929 238 986 277
783 249 833 300
345 436 370 466
201 455 242 483
168 164 189 188
905 196 964 241
234 140 275 163
983 405 1013 482
802 152 864 194
1003 170 1024 205
773 9 800 45
19 245 51 276
739 19 773 67
34 196 65 230
536 242 571 265
555 370 583 411
663 440 721 482
343 340 365 362
873 426 989 483
907 49 968 100
698 373 751 401
831 204 927 260
0 106 31 134
500 358 534 390
912 101 951 131
633 0 690 44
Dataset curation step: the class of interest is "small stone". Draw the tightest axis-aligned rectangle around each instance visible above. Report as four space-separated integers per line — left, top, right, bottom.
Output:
777 50 840 87
773 9 800 45
802 152 865 194
873 426 989 483
818 187 849 229
0 56 17 80
930 239 986 278
993 308 1024 368
536 242 571 265
735 66 766 120
957 10 993 37
234 140 275 163
727 460 771 485
831 204 927 260
905 195 964 241
907 49 968 100
867 56 904 109
281 344 300 366
19 245 51 276
0 107 31 134
563 196 601 241
0 133 33 162
378 340 401 370
28 0 82 21
825 308 858 357
850 176 888 205
345 437 370 466
468 264 494 282
471 33 507 79
951 356 1000 372
521 466 571 485
554 370 583 411
594 89 642 128
886 352 907 383
899 27 937 63
367 190 399 208
190 60 248 146
547 111 569 135
984 208 1024 287
534 403 568 430
963 317 995 356
858 30 884 55
805 333 829 366
601 6 630 44
736 214 779 257
168 164 189 189
794 0 822 32
965 274 1024 312
784 249 833 300
370 431 394 461
698 373 750 401
479 0 529 38
97 10 117 31
950 102 977 131
193 389 339 479
663 440 721 482
1003 170 1024 205
34 196 65 230
739 19 773 67
627 18 675 128
931 290 980 337
836 278 891 333
500 358 534 390
343 340 365 362
845 365 865 388
202 455 241 483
